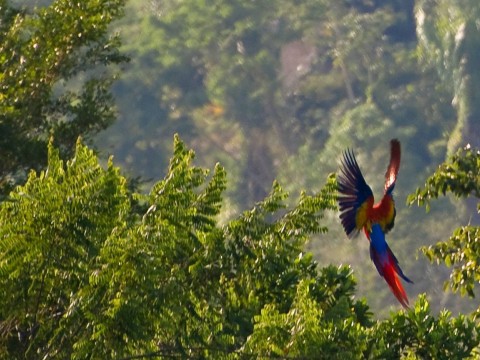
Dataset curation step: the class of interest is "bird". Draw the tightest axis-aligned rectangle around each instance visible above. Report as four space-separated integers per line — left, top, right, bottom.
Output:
337 139 413 307
337 139 401 237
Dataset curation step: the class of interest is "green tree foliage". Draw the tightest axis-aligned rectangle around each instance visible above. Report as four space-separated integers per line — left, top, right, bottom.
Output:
0 0 127 196
409 145 480 302
110 0 305 205
0 138 478 358
246 293 478 359
0 139 130 357
0 135 334 358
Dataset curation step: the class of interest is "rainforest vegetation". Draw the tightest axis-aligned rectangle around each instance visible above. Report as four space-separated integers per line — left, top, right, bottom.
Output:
0 0 479 358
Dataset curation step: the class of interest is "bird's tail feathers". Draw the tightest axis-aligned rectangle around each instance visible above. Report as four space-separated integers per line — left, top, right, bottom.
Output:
382 260 410 308
370 243 412 308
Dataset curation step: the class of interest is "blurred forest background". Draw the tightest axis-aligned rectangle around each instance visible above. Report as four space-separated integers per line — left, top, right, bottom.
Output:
9 0 480 316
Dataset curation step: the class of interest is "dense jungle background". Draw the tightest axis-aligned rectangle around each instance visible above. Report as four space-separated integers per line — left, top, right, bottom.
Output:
99 0 480 314
0 0 479 358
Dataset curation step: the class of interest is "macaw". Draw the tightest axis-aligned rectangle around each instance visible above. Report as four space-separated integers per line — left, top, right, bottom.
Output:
337 139 413 307
337 139 401 237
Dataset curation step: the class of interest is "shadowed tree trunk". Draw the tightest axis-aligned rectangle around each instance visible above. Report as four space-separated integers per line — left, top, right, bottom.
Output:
240 127 276 207
416 0 480 222
446 20 480 154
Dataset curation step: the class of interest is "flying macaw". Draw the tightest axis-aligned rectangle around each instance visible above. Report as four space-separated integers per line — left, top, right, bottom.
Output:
337 139 413 307
338 139 401 237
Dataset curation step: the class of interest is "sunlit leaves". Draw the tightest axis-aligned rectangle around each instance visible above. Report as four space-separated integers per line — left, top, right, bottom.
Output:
408 145 480 210
243 271 367 360
409 145 480 304
423 226 480 298
0 138 129 358
372 295 478 359
244 280 479 359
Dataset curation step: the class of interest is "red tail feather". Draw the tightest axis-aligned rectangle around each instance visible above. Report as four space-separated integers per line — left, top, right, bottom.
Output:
382 261 409 308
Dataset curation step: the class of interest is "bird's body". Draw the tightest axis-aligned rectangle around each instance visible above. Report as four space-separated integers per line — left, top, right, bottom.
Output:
337 139 412 307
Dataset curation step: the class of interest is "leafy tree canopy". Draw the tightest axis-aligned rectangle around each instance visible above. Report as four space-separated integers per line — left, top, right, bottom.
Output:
0 137 478 359
0 0 127 196
409 144 480 302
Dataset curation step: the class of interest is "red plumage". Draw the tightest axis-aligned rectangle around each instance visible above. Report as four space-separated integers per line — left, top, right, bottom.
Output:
381 260 410 308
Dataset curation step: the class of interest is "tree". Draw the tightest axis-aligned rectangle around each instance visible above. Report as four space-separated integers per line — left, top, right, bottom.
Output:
0 135 336 358
116 0 303 206
409 144 480 306
0 136 478 359
416 0 480 153
0 0 127 196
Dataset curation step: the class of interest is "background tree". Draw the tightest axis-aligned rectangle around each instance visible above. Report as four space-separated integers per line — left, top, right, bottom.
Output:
416 0 480 224
416 0 480 153
0 0 127 197
101 0 422 208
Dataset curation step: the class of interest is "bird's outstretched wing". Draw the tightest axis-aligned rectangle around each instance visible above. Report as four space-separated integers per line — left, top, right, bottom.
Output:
338 149 374 238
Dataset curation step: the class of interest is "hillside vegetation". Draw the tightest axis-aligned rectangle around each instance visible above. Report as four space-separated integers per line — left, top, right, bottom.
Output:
0 0 479 358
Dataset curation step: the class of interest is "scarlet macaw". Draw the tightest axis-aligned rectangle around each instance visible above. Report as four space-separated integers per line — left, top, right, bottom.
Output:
337 139 413 307
338 139 401 237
